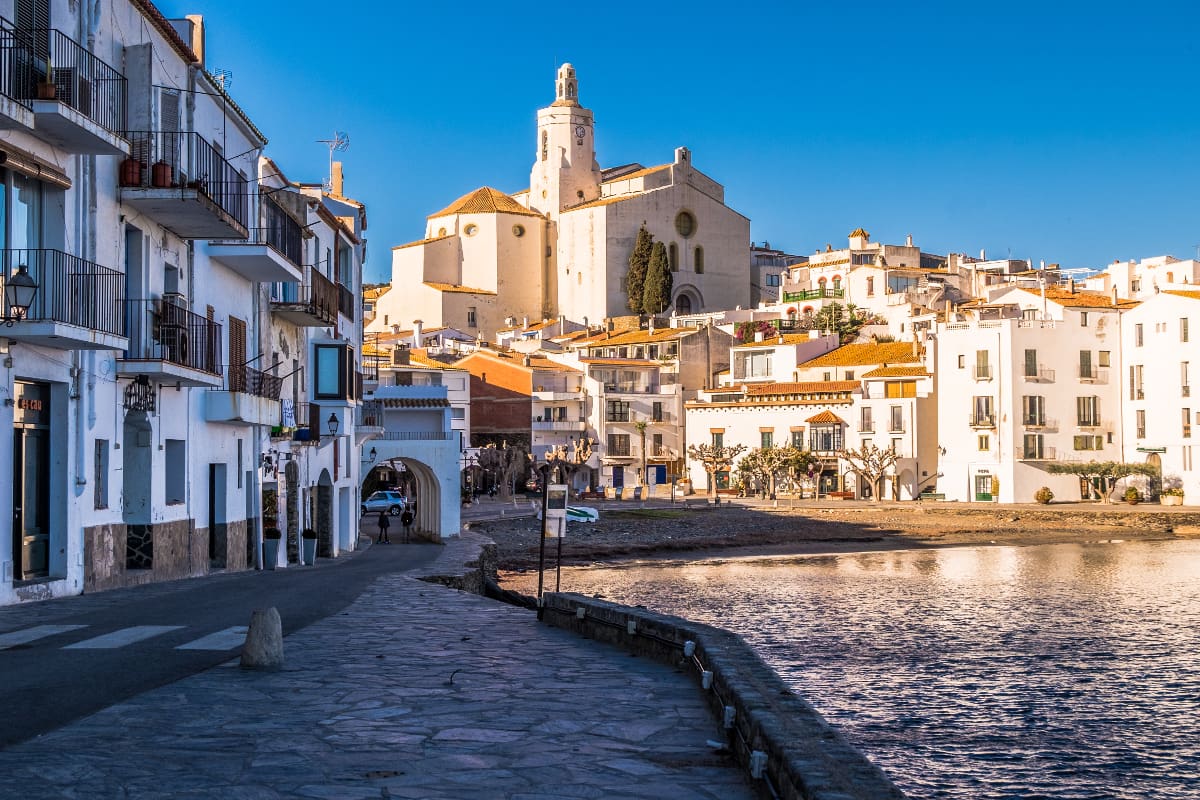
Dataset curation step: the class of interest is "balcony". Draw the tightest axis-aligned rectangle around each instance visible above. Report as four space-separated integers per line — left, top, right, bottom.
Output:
0 18 33 129
1077 418 1108 431
338 283 356 320
1078 367 1109 384
646 446 680 462
1016 446 1057 461
205 365 282 426
356 400 385 443
271 268 338 327
117 298 223 387
15 29 127 154
1022 417 1059 431
120 131 249 239
972 363 993 381
1 249 126 350
602 382 659 394
781 287 845 302
533 388 583 401
968 414 996 428
208 198 303 283
1022 367 1056 383
378 431 454 441
533 418 588 432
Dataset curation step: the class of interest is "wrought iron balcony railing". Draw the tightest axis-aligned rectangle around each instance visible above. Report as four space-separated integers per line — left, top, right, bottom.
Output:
122 130 249 230
271 267 338 326
781 287 845 302
11 27 127 133
1 248 124 336
122 298 222 374
228 363 282 400
0 17 32 109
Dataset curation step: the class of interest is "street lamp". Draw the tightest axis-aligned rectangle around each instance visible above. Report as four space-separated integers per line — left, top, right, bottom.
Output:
3 263 39 326
326 412 339 436
362 446 377 464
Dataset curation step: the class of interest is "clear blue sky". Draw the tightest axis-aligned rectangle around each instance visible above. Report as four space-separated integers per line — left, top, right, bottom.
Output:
163 0 1200 284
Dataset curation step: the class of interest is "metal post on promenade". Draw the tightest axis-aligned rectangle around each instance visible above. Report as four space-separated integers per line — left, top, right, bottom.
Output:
536 463 549 621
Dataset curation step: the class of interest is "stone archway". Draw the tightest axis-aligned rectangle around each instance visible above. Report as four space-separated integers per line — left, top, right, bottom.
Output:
362 447 458 540
316 469 334 557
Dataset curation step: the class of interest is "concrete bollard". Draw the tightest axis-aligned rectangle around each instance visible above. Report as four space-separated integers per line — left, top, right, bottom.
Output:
240 607 284 670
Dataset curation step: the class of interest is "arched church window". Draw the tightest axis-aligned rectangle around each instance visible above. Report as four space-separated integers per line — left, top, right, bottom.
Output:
676 295 692 315
674 211 696 238
669 243 679 272
541 131 548 161
695 246 704 274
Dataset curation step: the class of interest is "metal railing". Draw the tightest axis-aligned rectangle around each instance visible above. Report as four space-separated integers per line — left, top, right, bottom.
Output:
272 267 338 324
973 363 993 380
1023 366 1056 382
379 431 454 441
358 400 384 428
122 130 249 230
781 287 845 302
213 197 302 265
1022 416 1058 430
13 28 127 133
0 16 31 109
1017 446 1057 461
2 249 124 336
122 298 222 374
1078 366 1108 384
968 414 996 427
228 363 282 399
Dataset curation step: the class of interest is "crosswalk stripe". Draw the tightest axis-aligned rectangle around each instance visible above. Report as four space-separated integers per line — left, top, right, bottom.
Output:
0 625 89 650
63 625 185 650
175 626 248 651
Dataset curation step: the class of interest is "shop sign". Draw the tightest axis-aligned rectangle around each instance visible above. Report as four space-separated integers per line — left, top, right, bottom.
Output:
14 382 49 425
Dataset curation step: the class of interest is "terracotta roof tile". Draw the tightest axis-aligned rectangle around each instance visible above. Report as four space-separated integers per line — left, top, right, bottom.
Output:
428 187 544 219
746 381 857 395
734 333 814 348
1162 290 1200 302
862 366 928 378
423 282 497 296
576 327 690 347
799 341 922 368
1019 287 1139 309
806 409 845 424
392 234 453 251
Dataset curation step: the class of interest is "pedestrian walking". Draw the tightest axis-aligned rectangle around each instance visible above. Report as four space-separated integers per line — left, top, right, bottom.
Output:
377 510 391 544
400 507 415 543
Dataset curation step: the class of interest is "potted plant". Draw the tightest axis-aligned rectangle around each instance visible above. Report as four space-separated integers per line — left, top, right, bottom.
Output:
1124 486 1141 505
37 58 56 100
301 528 318 565
119 157 143 187
151 159 173 188
263 528 282 570
1161 487 1185 506
1034 486 1054 505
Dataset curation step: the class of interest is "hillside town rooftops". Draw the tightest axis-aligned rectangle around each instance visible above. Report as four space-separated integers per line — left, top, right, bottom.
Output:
1019 287 1140 309
575 327 691 347
734 333 814 348
423 282 497 296
746 380 858 395
799 341 922 368
1161 290 1200 302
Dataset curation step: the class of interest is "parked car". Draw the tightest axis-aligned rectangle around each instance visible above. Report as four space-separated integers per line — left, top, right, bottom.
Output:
362 490 407 516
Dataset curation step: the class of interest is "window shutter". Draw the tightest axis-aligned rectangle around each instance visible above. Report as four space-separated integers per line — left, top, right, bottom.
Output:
228 316 246 392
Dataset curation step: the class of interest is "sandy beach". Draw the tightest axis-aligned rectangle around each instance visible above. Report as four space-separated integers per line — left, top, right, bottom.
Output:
474 499 1200 572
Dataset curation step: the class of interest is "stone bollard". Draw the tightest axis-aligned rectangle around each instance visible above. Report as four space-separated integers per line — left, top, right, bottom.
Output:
240 607 284 670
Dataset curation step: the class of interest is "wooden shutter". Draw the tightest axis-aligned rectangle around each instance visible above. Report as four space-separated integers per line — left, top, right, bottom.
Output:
228 316 246 392
16 0 50 61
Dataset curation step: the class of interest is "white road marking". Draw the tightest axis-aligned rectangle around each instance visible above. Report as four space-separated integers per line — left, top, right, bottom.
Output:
63 625 185 649
175 626 248 651
0 625 88 650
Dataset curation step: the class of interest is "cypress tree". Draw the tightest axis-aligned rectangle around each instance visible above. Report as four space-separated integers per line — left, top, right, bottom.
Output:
626 225 653 313
642 241 673 314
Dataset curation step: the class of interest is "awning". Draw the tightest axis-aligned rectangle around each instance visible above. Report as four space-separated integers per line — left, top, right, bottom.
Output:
0 145 71 190
379 397 449 408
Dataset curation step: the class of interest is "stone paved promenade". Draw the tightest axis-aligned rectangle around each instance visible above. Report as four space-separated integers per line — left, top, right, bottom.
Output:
1 535 753 799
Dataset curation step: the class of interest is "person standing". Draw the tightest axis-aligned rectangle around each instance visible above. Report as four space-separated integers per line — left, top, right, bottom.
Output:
400 506 415 543
377 510 391 544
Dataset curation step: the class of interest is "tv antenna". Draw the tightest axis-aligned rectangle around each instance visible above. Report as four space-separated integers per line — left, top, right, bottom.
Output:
317 131 350 192
211 68 233 90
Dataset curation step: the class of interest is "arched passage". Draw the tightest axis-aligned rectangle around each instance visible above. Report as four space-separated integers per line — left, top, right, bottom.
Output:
362 444 459 540
316 469 334 558
284 461 300 563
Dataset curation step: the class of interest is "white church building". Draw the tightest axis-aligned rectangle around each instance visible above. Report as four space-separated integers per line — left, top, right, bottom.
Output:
372 64 751 341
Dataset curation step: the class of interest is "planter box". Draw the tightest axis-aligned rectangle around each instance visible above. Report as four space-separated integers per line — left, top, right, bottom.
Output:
1161 495 1184 506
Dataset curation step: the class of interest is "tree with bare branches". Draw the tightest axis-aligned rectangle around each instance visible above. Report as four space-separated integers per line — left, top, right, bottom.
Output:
476 441 528 501
687 442 747 498
1046 460 1157 503
838 442 900 501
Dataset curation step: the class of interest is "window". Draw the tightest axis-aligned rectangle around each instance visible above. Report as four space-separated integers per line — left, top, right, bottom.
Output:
1080 311 1089 327
652 433 663 456
860 406 873 432
1024 349 1038 377
1077 396 1101 427
694 246 704 274
885 381 916 398
735 351 773 379
466 307 477 328
1136 409 1146 438
314 344 351 400
1022 395 1046 426
237 439 243 489
464 224 478 236
652 401 663 422
1073 435 1104 451
957 355 965 369
791 429 805 448
606 400 630 422
1185 409 1193 438
674 211 696 238
1099 351 1110 368
606 434 630 457
1184 362 1191 397
890 405 903 432
94 439 109 509
809 425 843 452
512 224 525 237
1183 318 1191 343
867 277 875 296
761 431 773 448
1129 365 1144 400
711 431 724 449
165 439 186 505
668 242 679 272
978 434 990 451
972 396 994 425
1135 323 1144 346
845 371 854 381
1023 434 1044 459
1079 350 1093 380
891 438 902 453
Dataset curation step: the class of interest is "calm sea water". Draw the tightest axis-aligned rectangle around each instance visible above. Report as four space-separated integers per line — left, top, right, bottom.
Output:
502 539 1200 799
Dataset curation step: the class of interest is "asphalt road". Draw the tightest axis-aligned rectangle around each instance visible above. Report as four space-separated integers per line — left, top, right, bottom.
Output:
0 535 441 748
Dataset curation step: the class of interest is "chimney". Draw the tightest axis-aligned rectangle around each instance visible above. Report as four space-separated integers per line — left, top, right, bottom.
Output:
558 314 566 331
606 318 614 332
980 248 986 260
1068 279 1076 294
330 162 345 197
905 233 913 247
1112 287 1118 307
523 355 531 367
583 316 589 330
648 317 656 335
522 315 529 328
393 345 410 365
912 337 920 358
171 15 205 67
391 324 401 334
411 319 423 349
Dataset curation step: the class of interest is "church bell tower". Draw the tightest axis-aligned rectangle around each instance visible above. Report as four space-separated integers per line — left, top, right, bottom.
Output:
529 63 601 216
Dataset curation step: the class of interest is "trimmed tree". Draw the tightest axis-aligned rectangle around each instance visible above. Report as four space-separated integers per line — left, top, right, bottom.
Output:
736 445 803 499
1045 460 1158 503
687 442 748 498
476 441 529 501
838 442 901 501
626 225 653 314
642 241 673 314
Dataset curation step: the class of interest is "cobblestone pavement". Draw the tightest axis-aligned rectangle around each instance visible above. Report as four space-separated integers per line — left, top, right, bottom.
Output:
1 537 753 799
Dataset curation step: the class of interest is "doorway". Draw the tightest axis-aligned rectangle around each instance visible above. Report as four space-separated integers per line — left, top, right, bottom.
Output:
12 428 50 580
208 463 227 569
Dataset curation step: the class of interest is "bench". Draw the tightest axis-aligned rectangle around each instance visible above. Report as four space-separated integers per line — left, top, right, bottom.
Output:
578 491 604 501
919 492 946 501
828 491 855 500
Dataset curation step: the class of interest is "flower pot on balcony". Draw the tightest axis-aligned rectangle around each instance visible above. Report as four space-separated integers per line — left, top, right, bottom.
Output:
37 81 56 100
119 158 143 187
151 160 173 188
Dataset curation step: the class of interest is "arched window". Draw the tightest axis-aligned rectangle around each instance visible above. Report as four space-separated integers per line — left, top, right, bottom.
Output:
676 294 692 315
694 246 704 274
541 131 548 161
669 243 678 272
832 275 842 290
817 276 827 284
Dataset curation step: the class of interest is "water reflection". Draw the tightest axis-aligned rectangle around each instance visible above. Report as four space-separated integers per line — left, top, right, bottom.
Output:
502 540 1200 799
